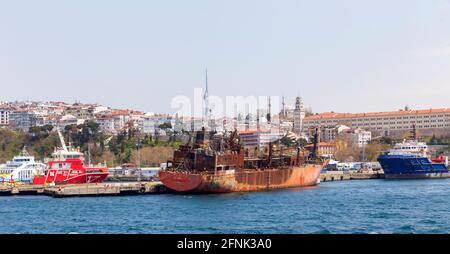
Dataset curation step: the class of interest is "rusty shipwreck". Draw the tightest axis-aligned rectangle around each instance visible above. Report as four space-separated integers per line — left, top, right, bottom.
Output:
159 128 327 193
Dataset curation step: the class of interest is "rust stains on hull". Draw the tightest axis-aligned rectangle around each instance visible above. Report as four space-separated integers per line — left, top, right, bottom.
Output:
159 163 324 193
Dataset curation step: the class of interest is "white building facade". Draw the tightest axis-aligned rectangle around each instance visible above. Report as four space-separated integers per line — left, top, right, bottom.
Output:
0 109 10 126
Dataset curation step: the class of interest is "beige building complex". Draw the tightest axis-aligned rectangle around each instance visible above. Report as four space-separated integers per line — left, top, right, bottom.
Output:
304 108 450 137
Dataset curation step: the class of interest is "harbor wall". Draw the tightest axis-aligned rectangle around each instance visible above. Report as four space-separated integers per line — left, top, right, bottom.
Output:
0 172 384 198
320 171 384 182
0 181 172 197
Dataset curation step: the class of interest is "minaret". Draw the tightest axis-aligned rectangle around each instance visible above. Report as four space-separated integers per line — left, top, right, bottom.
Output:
256 109 260 131
267 97 272 124
174 113 179 132
300 97 305 132
209 108 215 131
245 114 250 131
223 118 227 132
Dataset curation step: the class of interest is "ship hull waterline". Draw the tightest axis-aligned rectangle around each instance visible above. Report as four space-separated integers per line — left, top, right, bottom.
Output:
384 172 450 179
378 154 450 180
159 163 325 194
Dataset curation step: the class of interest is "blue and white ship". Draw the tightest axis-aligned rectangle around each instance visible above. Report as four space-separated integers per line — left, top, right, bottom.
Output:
377 140 450 179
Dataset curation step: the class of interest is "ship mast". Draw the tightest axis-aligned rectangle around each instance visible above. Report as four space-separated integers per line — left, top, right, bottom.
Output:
88 145 92 167
411 124 417 141
311 127 319 161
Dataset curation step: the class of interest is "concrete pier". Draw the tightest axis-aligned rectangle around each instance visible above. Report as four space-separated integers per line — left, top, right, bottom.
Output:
0 173 385 197
320 171 384 182
106 175 157 182
0 181 172 197
44 182 172 197
349 172 385 180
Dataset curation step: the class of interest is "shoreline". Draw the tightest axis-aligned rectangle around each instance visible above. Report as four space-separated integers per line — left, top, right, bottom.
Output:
0 171 384 198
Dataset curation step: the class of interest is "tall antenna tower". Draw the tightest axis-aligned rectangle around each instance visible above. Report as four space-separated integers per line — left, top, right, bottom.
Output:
203 69 209 127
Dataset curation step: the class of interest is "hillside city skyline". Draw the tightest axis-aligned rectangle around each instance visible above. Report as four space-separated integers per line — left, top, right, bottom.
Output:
2 98 447 117
1 1 450 114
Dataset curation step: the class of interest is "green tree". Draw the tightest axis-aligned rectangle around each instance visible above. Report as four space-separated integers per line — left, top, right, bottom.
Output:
158 122 172 130
280 135 295 147
380 136 393 145
296 138 308 148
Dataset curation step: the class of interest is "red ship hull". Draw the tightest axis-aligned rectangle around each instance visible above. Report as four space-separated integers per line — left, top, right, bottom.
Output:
159 162 325 193
33 159 109 185
33 172 109 184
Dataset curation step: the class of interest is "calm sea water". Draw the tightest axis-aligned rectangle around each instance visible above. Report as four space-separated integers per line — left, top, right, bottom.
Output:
1 179 450 234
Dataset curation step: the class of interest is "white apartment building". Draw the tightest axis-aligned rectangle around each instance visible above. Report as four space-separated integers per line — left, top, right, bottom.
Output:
112 113 130 131
239 130 284 152
142 115 173 134
9 111 37 131
95 115 116 133
59 114 80 128
0 109 10 126
353 129 372 147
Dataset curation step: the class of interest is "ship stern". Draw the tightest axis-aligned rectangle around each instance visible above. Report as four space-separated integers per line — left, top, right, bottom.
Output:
159 170 203 192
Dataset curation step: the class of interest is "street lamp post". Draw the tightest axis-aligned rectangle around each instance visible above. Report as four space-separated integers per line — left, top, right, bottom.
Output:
362 138 365 162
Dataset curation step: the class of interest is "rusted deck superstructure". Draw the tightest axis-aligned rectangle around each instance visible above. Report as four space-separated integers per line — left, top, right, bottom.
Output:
160 129 327 193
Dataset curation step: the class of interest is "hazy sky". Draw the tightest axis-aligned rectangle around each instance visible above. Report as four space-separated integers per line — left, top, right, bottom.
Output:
1 0 450 114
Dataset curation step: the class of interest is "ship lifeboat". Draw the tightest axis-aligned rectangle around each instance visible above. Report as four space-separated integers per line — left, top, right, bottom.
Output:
431 155 448 164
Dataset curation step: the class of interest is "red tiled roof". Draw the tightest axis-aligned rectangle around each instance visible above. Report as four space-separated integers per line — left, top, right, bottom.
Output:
111 110 130 115
112 109 146 116
130 111 145 116
305 108 450 120
96 115 113 120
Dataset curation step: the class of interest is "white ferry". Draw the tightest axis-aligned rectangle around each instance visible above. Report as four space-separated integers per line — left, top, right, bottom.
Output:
0 148 46 183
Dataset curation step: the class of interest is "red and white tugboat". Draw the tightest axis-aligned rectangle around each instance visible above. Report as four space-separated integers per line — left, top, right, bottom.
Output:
33 130 109 185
